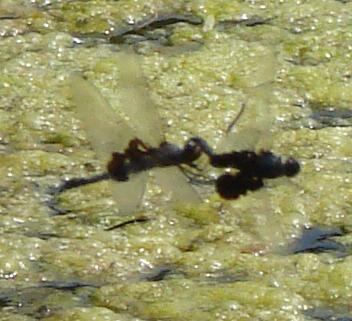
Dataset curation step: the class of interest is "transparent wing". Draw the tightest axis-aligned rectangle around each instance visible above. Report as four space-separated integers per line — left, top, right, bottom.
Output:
218 48 277 153
109 174 147 215
115 53 201 204
220 49 289 249
115 53 164 146
69 75 136 158
69 75 147 214
153 167 201 204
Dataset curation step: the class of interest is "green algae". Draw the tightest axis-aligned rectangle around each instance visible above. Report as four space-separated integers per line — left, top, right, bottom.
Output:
1 0 352 320
92 279 305 321
43 307 138 321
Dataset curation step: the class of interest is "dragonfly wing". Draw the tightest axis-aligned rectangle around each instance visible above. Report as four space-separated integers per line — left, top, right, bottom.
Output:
114 53 164 145
218 48 277 152
153 167 201 204
220 83 275 152
69 75 145 213
69 75 134 158
110 174 147 215
115 53 201 203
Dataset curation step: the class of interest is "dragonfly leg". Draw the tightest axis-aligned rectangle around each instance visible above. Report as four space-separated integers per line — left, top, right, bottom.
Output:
179 165 215 186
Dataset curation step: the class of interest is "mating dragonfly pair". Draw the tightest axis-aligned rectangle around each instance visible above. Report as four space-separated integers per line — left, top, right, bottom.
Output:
49 54 300 215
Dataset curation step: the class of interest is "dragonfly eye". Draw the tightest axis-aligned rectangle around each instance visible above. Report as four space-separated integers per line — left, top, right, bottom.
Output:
183 144 201 162
284 158 300 177
186 137 214 156
183 137 208 162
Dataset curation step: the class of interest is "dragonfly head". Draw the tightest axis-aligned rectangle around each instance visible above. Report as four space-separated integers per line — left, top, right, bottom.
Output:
284 157 300 177
183 138 206 163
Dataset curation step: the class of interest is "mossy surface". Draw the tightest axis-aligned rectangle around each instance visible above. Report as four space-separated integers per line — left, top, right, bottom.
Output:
1 1 352 320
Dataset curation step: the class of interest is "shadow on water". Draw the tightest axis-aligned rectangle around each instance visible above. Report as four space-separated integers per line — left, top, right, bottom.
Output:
285 226 348 256
310 107 352 129
305 307 352 321
0 280 99 318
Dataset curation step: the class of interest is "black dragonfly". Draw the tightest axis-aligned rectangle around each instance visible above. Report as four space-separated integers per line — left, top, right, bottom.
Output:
186 47 300 200
49 53 202 215
187 133 300 199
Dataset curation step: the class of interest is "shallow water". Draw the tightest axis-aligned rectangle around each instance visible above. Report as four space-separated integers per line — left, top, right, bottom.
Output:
1 1 352 320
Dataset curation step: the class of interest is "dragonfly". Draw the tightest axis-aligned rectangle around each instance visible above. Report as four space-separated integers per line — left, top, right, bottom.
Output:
49 53 201 215
187 47 300 199
188 134 300 199
193 47 302 249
